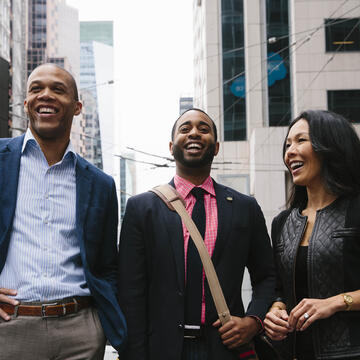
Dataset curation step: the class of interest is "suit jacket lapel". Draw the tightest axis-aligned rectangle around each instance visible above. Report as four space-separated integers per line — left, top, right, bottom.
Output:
0 136 23 245
159 178 185 291
75 156 93 251
161 200 185 291
212 182 233 266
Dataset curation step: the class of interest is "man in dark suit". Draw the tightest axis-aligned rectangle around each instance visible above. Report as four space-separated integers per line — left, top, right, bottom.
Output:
0 63 126 359
118 108 275 360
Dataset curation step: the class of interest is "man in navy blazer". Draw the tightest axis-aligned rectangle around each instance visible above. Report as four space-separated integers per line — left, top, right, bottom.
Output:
0 63 126 359
118 108 275 360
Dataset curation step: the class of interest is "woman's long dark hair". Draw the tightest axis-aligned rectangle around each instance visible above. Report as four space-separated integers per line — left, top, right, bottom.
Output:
284 110 360 209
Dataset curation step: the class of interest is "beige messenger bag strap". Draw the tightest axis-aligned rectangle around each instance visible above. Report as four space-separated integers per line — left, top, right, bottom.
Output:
151 184 231 326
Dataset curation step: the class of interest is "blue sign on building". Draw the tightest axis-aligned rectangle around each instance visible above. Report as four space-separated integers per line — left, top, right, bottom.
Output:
230 76 245 98
230 52 287 98
267 52 287 86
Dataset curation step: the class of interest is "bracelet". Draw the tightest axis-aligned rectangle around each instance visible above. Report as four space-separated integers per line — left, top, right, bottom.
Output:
270 305 285 311
247 315 264 334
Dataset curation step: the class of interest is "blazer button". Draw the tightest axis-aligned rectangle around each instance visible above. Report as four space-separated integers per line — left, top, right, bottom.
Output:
178 324 183 329
178 291 183 297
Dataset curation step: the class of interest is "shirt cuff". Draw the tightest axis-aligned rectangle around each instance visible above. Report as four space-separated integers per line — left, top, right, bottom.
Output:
247 315 264 334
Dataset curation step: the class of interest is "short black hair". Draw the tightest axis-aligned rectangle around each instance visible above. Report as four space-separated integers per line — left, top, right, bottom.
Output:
28 63 79 101
284 110 360 208
171 108 218 142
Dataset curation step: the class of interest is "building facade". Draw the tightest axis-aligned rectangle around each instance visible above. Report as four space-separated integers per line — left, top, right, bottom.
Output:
119 152 136 221
179 96 194 115
0 0 11 138
80 41 103 169
10 0 28 137
193 0 360 226
193 0 360 306
80 21 115 176
26 0 85 152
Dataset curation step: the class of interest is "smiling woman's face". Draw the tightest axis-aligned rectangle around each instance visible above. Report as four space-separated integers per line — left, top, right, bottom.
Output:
284 119 323 188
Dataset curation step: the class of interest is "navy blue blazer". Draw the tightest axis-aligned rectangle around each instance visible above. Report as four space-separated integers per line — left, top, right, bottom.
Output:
0 135 127 352
118 179 275 360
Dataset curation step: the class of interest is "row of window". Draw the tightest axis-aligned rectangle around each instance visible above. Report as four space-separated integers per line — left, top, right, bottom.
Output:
328 90 360 123
221 0 360 141
325 18 360 52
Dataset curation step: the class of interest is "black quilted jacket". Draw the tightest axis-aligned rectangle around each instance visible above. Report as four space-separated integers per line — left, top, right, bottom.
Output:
271 195 360 359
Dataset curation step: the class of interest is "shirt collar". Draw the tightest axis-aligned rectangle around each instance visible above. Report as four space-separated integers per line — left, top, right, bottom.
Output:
22 128 77 166
174 174 216 200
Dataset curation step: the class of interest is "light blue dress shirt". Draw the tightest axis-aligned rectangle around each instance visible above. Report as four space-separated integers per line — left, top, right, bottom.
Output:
0 129 90 301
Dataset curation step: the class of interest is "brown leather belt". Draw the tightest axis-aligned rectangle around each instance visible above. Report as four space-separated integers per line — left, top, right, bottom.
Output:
0 296 92 318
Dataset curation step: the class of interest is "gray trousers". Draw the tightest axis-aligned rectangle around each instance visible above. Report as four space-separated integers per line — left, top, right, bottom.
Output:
0 306 106 360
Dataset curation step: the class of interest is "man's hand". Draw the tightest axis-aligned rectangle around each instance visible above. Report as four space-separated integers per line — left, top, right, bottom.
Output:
0 288 19 321
212 316 260 349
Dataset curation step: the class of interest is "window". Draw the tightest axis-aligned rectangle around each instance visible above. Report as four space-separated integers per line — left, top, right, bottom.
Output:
327 90 360 123
221 0 246 141
325 18 360 52
266 0 291 126
217 174 249 195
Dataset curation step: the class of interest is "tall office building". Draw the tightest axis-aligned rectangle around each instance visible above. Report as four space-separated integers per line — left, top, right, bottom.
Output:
119 152 136 221
27 0 79 76
27 0 46 76
193 0 360 306
0 0 11 138
80 42 103 169
0 57 10 138
10 0 28 138
193 0 360 225
179 96 194 115
26 0 85 153
80 21 114 174
0 0 11 62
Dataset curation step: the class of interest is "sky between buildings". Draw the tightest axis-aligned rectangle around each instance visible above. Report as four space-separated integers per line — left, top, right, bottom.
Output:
66 0 194 192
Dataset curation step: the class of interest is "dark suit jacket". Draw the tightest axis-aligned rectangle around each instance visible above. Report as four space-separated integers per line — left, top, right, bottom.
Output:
118 179 275 360
0 135 127 352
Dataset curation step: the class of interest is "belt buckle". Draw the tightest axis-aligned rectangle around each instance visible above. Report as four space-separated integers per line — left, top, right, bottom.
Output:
184 324 201 339
41 302 65 318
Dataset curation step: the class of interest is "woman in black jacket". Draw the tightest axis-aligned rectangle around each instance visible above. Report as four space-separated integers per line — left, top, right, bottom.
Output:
264 110 360 359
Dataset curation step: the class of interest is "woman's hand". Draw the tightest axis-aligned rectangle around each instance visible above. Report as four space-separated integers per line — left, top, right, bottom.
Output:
264 307 290 341
288 296 343 332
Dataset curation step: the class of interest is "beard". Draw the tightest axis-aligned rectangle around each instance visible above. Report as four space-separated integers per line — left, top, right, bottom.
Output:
172 142 217 168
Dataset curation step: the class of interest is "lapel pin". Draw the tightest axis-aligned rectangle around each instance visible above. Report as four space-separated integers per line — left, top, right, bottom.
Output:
226 196 233 202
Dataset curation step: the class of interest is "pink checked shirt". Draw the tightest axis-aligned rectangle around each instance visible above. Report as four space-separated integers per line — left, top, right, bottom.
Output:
174 175 218 324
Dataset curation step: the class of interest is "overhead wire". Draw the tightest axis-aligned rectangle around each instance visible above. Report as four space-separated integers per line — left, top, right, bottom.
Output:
2 114 286 170
193 0 354 62
126 146 244 165
251 17 360 159
190 0 359 173
214 1 359 139
193 3 360 106
37 8 357 159
4 113 269 168
4 1 359 175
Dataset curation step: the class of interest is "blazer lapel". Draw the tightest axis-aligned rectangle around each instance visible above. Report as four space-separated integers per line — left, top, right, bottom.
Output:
211 182 233 266
75 156 93 250
161 201 185 291
158 179 185 291
0 136 23 244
